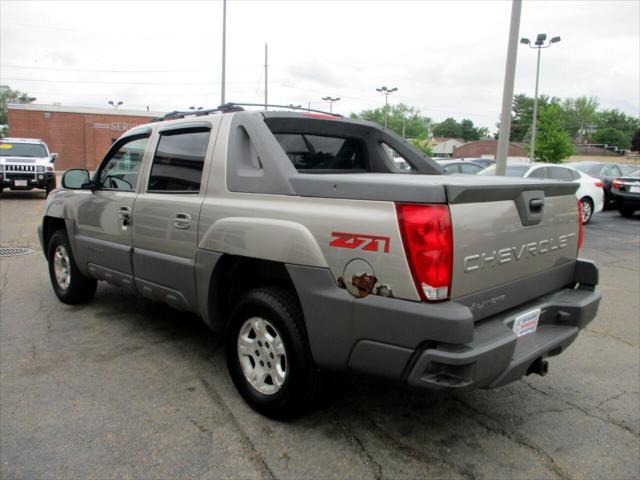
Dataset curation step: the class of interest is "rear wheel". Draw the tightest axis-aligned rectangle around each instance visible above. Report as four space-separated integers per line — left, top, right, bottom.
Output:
580 197 594 224
48 229 97 304
225 287 321 418
618 207 637 218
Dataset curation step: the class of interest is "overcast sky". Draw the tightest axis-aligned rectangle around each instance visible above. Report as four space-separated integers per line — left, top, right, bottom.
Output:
1 0 638 131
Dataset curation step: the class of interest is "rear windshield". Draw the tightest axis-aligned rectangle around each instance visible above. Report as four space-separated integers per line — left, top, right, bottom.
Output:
274 133 366 171
0 142 47 158
478 165 529 177
569 162 599 174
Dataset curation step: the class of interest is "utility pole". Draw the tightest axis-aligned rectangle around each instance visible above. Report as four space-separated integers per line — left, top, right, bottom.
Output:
520 34 561 162
495 0 522 176
307 101 311 111
220 0 227 105
376 86 398 129
264 43 268 109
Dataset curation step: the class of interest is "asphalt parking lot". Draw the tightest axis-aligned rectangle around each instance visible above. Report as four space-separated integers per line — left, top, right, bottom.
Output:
1 191 639 480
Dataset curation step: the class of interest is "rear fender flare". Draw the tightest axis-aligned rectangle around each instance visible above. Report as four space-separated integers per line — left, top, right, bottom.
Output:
199 217 328 268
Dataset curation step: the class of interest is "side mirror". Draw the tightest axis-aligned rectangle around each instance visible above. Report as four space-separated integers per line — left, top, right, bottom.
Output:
62 169 91 189
51 153 59 162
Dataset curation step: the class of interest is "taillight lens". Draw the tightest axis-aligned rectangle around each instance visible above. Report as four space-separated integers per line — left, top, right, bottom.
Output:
577 200 584 251
612 180 622 189
593 180 604 188
396 203 453 302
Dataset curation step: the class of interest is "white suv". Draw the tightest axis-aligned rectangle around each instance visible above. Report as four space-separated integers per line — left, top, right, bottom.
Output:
0 138 58 195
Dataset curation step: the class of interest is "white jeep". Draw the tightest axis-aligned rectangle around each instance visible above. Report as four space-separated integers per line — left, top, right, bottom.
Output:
0 137 58 195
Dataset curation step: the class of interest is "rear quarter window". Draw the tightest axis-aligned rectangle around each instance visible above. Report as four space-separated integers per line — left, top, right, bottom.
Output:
274 133 367 172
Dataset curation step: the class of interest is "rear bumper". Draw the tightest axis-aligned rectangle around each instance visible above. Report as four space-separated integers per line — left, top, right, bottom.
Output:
288 259 600 391
405 286 599 390
610 191 640 210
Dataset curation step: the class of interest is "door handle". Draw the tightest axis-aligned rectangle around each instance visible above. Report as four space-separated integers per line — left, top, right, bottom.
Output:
173 213 191 229
118 206 132 225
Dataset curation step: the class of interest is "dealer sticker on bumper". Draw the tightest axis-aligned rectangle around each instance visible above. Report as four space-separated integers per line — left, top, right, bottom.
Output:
513 308 541 338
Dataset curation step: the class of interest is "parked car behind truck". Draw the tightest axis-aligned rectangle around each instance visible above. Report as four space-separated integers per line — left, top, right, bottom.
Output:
39 105 601 418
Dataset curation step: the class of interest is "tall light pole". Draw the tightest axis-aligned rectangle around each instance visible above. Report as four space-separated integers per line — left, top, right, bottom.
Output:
322 96 340 113
520 33 561 162
221 0 227 105
376 86 397 128
108 100 123 109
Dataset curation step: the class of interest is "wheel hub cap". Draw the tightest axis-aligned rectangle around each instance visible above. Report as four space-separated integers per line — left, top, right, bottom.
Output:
237 317 287 395
53 245 71 290
581 201 592 222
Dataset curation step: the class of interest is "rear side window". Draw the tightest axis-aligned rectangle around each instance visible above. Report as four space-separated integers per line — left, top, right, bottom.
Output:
460 163 482 174
528 167 548 179
547 166 573 181
148 128 210 192
274 133 366 171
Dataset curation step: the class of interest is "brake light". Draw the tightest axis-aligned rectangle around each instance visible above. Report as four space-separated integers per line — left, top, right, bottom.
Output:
303 113 337 119
593 180 604 188
396 204 453 302
612 180 622 189
577 200 584 251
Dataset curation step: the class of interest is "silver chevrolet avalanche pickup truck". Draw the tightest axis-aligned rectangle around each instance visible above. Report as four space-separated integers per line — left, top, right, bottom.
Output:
39 104 601 418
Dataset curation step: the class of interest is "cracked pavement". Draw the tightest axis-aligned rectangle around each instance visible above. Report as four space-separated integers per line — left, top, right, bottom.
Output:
1 191 639 479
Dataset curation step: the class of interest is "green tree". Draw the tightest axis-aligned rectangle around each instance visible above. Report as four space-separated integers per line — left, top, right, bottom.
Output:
431 117 486 141
593 109 639 149
409 133 433 156
631 128 640 152
592 128 630 149
1 85 36 136
529 103 575 163
504 94 560 142
351 103 431 138
561 96 600 140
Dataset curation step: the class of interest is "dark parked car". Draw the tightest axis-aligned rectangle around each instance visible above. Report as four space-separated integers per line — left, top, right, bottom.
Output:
436 160 484 175
566 162 638 208
458 158 496 168
610 173 640 218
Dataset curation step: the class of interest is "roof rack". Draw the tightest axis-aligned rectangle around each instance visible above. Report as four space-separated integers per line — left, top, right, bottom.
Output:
151 102 341 122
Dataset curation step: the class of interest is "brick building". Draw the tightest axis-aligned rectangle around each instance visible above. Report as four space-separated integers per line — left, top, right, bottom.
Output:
6 104 164 170
452 140 527 161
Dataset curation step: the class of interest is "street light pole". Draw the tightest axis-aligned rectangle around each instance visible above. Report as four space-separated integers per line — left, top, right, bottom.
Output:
221 0 227 105
322 96 340 113
520 34 561 162
376 86 398 128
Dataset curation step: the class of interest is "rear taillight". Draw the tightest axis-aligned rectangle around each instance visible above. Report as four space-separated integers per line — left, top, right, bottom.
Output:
593 180 604 188
577 200 584 251
612 180 622 189
396 203 453 302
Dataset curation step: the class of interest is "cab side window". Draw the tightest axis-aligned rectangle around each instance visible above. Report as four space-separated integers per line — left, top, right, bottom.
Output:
148 128 211 193
97 135 149 191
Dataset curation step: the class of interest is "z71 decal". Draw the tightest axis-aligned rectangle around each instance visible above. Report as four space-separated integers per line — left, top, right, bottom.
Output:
330 232 390 253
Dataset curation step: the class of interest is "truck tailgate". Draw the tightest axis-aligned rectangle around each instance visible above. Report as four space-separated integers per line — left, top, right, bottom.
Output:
448 185 579 299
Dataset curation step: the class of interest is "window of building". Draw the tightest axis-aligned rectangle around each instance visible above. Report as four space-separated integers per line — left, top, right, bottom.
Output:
147 128 210 192
97 135 149 191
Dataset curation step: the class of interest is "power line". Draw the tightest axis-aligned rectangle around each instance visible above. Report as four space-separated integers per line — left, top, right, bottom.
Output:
1 63 262 74
3 77 283 86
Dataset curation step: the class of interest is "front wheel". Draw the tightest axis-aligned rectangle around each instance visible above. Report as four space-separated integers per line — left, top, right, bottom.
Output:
225 287 322 419
48 229 97 304
580 197 594 224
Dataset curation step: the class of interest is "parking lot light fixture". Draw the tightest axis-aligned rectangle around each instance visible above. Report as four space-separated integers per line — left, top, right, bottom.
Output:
376 86 398 128
521 32 561 162
322 96 340 113
108 100 123 109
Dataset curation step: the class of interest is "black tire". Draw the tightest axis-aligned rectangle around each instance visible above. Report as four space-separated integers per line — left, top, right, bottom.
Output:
580 197 594 224
48 229 97 304
225 286 322 419
618 207 637 218
45 178 56 197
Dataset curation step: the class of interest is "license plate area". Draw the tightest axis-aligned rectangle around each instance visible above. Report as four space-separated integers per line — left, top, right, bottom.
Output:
14 180 28 187
513 308 541 338
630 185 640 193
